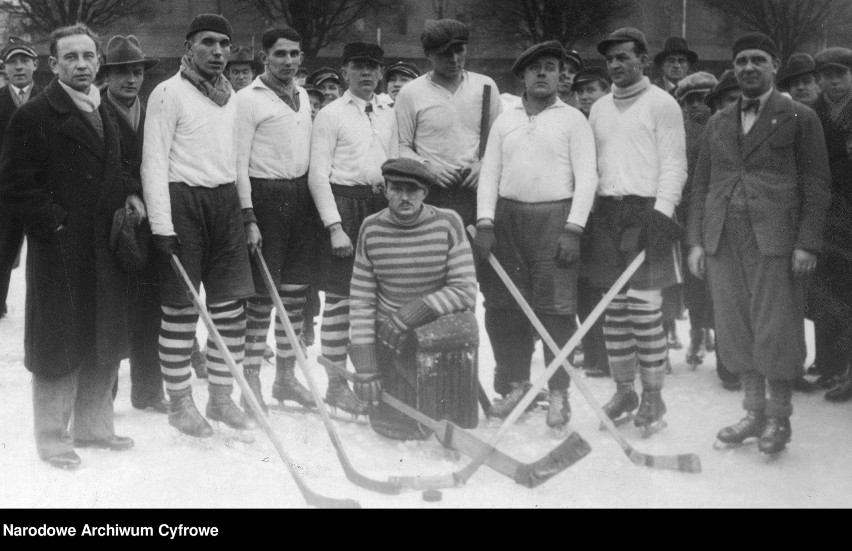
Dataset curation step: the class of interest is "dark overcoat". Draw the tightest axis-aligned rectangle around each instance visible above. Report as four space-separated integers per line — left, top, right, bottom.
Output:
0 78 134 377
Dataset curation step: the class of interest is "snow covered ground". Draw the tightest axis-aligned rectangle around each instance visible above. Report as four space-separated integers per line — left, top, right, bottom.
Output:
1 243 851 509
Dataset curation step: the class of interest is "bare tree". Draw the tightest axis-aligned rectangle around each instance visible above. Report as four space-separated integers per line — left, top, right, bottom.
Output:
0 0 155 34
472 0 635 49
237 0 389 58
701 0 852 61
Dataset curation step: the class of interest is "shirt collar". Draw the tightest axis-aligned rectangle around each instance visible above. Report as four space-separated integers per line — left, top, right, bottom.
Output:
343 89 379 112
515 94 566 112
10 83 32 95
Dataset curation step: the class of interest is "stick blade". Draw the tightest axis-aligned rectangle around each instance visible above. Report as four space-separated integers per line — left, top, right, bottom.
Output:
306 495 362 509
514 431 592 488
629 450 702 473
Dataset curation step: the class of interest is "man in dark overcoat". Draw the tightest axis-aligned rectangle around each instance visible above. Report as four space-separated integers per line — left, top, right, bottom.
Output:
0 37 42 319
0 24 141 469
688 33 831 455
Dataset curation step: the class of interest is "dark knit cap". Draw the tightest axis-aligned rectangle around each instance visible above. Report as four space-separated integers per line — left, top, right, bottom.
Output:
421 19 469 53
597 27 647 56
511 40 565 76
571 66 612 91
382 158 435 190
186 13 233 41
342 41 384 65
815 47 852 73
386 61 420 79
307 67 342 86
732 32 778 59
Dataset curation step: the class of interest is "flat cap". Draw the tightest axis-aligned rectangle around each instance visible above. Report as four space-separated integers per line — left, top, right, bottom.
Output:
704 69 739 109
304 85 324 99
815 47 852 73
511 40 564 76
186 13 233 41
565 49 584 71
307 67 342 86
571 66 612 91
777 53 816 89
421 19 469 53
675 71 718 104
597 27 647 56
342 41 384 65
2 36 37 62
732 32 777 59
386 61 420 80
382 158 435 190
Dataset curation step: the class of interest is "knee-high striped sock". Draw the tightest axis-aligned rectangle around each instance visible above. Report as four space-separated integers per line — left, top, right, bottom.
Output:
604 294 637 384
321 293 350 366
274 284 308 361
159 305 199 393
245 297 272 370
628 297 667 370
205 301 246 388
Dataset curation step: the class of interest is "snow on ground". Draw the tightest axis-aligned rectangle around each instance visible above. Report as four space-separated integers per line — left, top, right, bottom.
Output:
1 243 851 508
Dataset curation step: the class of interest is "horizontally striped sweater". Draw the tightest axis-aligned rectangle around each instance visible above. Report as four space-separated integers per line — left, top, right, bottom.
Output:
349 204 477 346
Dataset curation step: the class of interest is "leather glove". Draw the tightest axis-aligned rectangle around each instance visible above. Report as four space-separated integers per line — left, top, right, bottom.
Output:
395 298 437 329
378 313 409 353
152 235 180 260
472 221 496 261
641 209 682 258
554 226 582 267
348 343 382 407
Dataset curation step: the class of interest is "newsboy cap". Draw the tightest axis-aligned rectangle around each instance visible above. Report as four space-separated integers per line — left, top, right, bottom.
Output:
382 158 435 190
597 27 647 56
342 41 384 65
777 53 816 89
421 19 469 53
185 13 233 41
815 47 852 73
732 32 778 60
571 66 612 91
565 49 584 71
386 61 420 80
511 40 565 76
2 36 37 62
307 67 342 86
675 71 717 104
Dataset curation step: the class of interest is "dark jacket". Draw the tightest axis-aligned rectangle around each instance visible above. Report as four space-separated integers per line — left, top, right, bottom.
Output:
101 92 145 189
0 78 133 377
0 83 44 151
687 91 831 256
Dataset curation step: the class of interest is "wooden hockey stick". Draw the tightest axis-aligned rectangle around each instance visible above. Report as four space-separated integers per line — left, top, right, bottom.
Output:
252 250 402 495
319 356 590 488
169 254 359 508
468 227 702 474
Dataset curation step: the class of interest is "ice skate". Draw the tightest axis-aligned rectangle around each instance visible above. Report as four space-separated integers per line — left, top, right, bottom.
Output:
634 390 667 438
168 388 214 448
325 375 368 418
488 381 534 419
207 385 257 443
272 361 316 408
714 411 765 449
686 329 705 369
758 417 791 457
240 366 268 417
546 388 571 430
600 384 638 430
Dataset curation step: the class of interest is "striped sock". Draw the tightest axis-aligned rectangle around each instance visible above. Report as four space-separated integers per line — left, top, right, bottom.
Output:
204 301 246 388
245 297 273 370
628 298 667 370
274 284 308 361
159 305 199 393
604 294 637 383
321 293 350 366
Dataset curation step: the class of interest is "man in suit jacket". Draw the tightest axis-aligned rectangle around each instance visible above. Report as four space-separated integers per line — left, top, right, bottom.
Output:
688 33 831 455
0 24 143 469
0 37 42 320
100 34 165 413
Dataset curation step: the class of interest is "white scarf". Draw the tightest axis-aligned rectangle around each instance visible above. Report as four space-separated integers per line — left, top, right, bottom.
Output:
58 80 101 113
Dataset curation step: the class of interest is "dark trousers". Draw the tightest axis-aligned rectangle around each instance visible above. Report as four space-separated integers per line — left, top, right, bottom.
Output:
576 277 609 373
33 361 121 459
128 266 164 406
0 215 24 315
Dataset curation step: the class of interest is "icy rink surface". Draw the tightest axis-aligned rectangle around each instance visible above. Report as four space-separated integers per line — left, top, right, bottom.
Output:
1 243 850 508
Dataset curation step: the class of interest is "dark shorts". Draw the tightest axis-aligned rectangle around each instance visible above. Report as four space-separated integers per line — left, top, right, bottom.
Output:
584 196 682 292
250 176 318 291
425 186 476 229
317 184 387 296
484 198 578 315
158 182 254 307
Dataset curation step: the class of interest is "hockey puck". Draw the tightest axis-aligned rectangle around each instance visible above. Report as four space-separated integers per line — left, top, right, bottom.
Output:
422 489 443 502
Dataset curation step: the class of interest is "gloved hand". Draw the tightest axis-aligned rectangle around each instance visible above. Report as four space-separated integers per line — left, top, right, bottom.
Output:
378 313 409 353
348 343 382 407
641 209 682 256
472 220 496 261
152 234 180 259
554 225 582 267
395 298 437 329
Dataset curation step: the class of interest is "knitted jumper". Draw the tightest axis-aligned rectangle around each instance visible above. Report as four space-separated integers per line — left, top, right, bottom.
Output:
349 204 477 346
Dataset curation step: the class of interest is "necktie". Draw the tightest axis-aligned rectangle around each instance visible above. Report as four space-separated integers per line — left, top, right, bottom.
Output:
365 102 373 120
741 97 759 114
18 89 26 105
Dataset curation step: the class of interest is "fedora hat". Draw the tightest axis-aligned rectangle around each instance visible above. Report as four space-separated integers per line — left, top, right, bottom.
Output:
777 53 816 90
100 35 159 75
226 46 263 75
654 36 698 66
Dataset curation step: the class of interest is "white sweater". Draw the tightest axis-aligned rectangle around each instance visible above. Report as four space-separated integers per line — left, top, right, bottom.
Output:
141 73 239 236
589 78 686 216
478 98 598 228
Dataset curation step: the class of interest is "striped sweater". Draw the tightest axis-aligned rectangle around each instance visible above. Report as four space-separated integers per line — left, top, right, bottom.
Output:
349 204 477 346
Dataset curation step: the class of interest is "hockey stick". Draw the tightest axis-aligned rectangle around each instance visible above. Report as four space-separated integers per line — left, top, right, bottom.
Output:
168 254 359 509
252 250 402 495
319 355 591 488
469 227 702 474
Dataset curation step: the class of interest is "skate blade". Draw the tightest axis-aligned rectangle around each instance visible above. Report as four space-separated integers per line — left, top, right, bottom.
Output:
599 414 634 431
713 438 758 450
170 428 214 449
638 419 668 439
211 421 256 445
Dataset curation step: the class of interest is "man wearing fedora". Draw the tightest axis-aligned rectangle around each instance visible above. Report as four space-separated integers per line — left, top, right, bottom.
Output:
688 33 830 455
235 26 316 415
0 37 42 322
654 36 697 95
777 53 821 105
587 27 687 436
396 18 502 229
0 23 140 469
474 41 598 427
308 41 397 416
100 35 164 413
226 46 262 93
142 13 257 439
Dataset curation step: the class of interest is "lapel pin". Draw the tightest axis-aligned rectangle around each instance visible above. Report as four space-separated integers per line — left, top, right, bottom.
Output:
772 119 777 124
